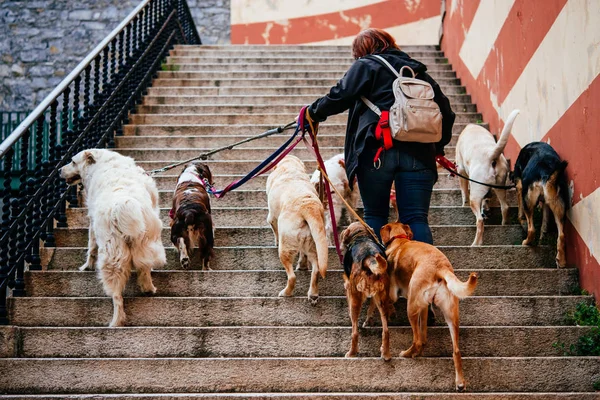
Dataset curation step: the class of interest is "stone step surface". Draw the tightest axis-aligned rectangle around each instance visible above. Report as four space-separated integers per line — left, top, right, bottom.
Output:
63 205 517 227
52 225 526 248
142 93 472 105
157 70 459 79
8 296 591 327
145 86 465 96
171 63 454 72
174 44 440 51
1 326 589 358
123 123 481 137
41 246 555 271
164 56 448 64
0 357 598 393
169 49 445 58
24 269 578 297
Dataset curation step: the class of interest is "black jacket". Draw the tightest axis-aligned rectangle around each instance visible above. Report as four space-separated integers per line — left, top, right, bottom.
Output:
307 48 455 183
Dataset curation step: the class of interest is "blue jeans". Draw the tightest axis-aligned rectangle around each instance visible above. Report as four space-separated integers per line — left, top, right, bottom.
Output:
356 147 435 244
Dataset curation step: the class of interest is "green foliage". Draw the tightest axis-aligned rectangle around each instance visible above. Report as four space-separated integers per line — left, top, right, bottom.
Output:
160 63 180 71
555 302 600 357
594 379 600 391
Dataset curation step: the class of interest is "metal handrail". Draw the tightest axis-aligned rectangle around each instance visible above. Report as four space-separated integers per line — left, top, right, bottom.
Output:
0 0 201 324
0 0 152 158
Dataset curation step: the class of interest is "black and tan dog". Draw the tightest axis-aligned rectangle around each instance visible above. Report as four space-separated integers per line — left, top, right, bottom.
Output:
340 222 394 361
513 142 569 267
170 161 214 270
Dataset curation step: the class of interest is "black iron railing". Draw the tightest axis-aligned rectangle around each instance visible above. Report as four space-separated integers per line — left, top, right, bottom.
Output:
0 0 201 324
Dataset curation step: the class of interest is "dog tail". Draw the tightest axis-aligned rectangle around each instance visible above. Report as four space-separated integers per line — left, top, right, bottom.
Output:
365 253 388 276
548 160 570 211
440 269 478 299
302 203 328 278
491 109 520 160
111 198 146 241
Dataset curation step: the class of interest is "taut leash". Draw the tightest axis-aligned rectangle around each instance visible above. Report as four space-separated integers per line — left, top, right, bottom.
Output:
146 121 297 176
435 155 516 190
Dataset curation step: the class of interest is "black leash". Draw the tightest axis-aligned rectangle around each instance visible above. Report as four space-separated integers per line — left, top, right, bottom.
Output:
146 121 297 176
438 163 516 190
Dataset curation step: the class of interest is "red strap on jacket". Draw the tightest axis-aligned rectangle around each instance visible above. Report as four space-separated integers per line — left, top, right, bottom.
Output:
373 111 393 165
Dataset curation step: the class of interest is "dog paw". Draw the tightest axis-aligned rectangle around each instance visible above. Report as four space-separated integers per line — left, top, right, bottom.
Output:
556 258 567 268
362 318 373 328
522 239 532 246
345 351 357 358
456 382 466 392
381 350 392 361
180 257 190 269
308 294 319 306
278 288 293 297
79 263 92 271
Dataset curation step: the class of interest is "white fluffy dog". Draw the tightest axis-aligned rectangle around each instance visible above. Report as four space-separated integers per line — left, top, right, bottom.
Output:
266 155 328 304
455 110 520 246
60 149 166 327
310 153 359 245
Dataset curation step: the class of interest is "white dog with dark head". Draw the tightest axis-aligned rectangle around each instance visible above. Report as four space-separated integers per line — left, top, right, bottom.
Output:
310 153 359 245
455 110 520 246
60 149 166 327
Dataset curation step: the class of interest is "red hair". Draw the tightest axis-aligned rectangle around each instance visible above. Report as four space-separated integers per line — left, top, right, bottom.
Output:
351 28 400 59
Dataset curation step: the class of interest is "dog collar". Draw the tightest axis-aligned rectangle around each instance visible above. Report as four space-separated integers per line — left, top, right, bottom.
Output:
385 234 411 247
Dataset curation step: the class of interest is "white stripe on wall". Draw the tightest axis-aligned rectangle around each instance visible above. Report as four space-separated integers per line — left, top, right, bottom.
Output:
458 0 516 79
231 0 386 25
568 186 600 265
305 16 441 46
500 0 600 147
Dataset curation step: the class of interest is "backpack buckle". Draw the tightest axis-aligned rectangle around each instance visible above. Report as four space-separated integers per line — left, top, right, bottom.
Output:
379 118 389 129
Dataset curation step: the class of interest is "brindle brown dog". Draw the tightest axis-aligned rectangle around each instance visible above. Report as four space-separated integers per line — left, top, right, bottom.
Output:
170 161 214 270
381 222 478 391
340 222 394 361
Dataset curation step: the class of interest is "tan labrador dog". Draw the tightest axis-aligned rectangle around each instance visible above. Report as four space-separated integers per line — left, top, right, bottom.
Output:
380 222 478 391
455 109 519 245
266 155 328 304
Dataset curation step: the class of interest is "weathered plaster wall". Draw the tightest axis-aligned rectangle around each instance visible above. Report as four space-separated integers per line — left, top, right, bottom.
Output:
0 0 230 111
441 0 600 298
231 0 442 45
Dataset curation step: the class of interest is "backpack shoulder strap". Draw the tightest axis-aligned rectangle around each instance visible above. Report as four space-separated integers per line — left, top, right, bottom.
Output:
371 55 400 78
360 96 381 116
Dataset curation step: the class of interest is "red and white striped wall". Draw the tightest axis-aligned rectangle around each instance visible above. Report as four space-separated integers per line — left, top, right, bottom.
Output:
231 0 442 45
442 0 600 298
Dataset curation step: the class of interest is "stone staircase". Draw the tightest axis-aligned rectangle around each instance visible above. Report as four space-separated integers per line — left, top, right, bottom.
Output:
1 45 597 398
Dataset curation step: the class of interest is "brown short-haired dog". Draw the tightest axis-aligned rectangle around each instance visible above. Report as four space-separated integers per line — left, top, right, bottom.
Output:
381 222 478 391
170 162 214 270
340 222 394 360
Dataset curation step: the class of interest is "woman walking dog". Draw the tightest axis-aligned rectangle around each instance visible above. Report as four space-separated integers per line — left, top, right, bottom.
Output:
302 28 455 243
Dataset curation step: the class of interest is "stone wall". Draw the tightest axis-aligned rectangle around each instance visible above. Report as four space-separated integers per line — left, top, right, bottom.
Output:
0 0 230 111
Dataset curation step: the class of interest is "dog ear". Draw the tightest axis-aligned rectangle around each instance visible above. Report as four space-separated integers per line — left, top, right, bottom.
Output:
338 159 345 168
402 224 414 240
380 224 392 245
83 151 95 165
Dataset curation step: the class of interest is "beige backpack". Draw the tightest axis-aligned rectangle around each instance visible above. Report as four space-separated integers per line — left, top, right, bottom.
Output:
361 55 442 143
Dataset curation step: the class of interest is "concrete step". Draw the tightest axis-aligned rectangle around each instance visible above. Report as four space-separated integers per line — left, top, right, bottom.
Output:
150 78 463 89
134 103 477 115
145 86 466 97
41 245 555 271
139 188 515 208
169 50 445 58
171 63 454 72
63 205 516 228
123 123 482 138
164 56 448 64
157 69 459 79
174 44 439 51
116 146 457 162
2 357 597 393
52 224 525 248
142 93 473 105
1 394 598 400
123 172 463 190
8 295 592 327
3 325 589 358
24 269 579 297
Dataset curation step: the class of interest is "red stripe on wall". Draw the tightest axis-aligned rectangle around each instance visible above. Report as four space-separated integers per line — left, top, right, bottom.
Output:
540 73 600 206
231 0 439 45
567 221 600 299
491 0 567 104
